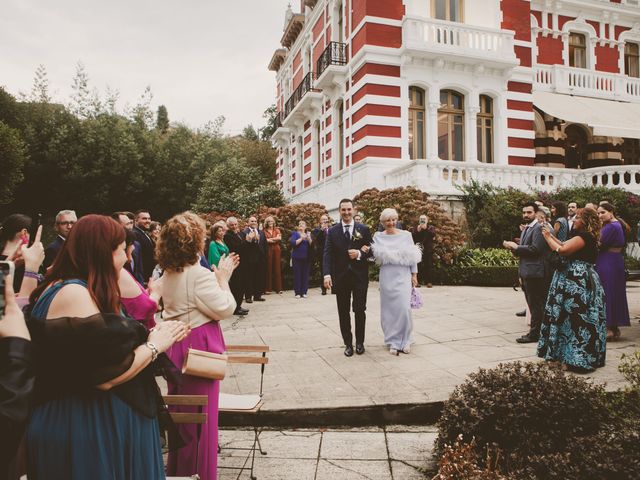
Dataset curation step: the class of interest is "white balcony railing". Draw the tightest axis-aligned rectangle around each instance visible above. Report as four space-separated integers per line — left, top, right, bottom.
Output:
402 16 518 67
534 64 640 102
383 159 640 196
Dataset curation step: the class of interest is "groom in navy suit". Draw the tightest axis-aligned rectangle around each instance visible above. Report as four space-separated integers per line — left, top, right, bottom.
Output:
323 198 373 357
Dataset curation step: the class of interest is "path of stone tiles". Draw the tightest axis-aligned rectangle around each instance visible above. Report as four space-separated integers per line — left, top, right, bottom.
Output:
218 426 438 480
220 282 640 411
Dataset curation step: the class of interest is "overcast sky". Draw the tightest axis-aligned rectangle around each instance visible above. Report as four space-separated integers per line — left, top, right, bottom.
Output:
0 0 293 134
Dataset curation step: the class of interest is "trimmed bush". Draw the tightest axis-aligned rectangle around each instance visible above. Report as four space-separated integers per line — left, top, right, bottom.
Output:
432 265 518 287
435 362 640 479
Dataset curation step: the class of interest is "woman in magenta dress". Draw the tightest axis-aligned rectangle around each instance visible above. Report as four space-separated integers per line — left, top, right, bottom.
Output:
596 203 630 340
120 229 160 329
156 212 239 480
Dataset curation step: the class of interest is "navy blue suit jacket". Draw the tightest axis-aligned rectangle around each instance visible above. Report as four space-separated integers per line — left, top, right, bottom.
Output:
323 222 372 291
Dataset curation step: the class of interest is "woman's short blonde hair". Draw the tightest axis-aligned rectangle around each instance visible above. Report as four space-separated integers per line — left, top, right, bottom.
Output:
264 216 276 227
379 208 398 222
156 211 206 271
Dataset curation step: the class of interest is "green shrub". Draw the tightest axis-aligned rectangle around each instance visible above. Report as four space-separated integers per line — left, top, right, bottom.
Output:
434 436 509 480
433 265 518 287
455 248 518 267
619 350 640 392
436 362 611 472
435 362 640 479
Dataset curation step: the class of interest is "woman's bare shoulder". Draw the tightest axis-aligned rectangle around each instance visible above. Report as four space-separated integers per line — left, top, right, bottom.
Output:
48 283 100 318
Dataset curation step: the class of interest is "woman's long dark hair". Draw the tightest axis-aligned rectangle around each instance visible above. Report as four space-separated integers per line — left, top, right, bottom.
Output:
30 215 126 313
599 202 631 238
551 201 567 220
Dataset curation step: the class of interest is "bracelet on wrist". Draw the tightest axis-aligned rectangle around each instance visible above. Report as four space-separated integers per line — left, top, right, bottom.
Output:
145 342 159 362
24 270 44 282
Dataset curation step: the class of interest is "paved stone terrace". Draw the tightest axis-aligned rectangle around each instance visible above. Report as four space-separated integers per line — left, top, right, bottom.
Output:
220 282 640 412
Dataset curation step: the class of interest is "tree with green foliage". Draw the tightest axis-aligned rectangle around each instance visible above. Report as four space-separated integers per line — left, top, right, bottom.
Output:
156 105 169 133
260 104 278 141
0 121 27 205
242 124 259 141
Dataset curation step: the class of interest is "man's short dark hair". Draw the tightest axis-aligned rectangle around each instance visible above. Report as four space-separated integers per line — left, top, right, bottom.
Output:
135 210 150 219
124 211 135 221
523 201 539 212
338 198 353 208
110 212 123 220
568 201 579 207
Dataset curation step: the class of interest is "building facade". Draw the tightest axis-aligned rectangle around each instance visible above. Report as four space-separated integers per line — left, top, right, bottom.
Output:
269 0 640 210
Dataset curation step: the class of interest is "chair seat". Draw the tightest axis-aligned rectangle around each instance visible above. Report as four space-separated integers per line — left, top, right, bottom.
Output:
219 393 262 412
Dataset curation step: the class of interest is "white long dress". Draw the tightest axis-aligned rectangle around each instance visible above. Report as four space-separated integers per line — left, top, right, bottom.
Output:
371 230 422 351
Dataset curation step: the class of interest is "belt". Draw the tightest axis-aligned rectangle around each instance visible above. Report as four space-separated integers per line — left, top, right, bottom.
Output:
606 247 623 253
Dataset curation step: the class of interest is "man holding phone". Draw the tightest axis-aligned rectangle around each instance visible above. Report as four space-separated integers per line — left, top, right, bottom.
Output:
412 214 436 288
43 210 76 270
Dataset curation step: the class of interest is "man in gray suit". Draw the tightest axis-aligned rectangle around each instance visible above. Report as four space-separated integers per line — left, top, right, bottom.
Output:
503 202 551 343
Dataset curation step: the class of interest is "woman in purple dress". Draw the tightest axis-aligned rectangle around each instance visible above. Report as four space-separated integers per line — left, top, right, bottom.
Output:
596 203 630 340
156 212 239 480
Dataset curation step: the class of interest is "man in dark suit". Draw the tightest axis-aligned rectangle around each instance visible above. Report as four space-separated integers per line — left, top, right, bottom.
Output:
503 202 551 343
43 210 76 270
225 217 249 316
323 199 373 357
312 214 330 295
111 212 145 284
133 210 155 285
411 214 436 288
242 216 266 303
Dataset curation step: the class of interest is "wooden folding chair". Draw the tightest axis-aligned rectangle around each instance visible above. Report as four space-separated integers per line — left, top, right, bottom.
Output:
218 344 269 480
164 394 208 480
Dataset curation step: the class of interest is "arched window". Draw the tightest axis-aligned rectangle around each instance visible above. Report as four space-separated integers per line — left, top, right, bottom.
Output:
433 0 463 22
409 87 426 160
438 90 464 161
569 33 587 68
477 95 493 163
625 43 640 78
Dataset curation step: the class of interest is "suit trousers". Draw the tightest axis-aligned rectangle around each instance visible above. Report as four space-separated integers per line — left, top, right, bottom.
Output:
229 270 244 310
522 277 549 338
418 252 434 285
244 261 261 300
335 271 368 346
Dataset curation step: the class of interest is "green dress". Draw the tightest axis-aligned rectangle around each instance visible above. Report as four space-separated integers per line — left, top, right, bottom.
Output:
208 240 229 267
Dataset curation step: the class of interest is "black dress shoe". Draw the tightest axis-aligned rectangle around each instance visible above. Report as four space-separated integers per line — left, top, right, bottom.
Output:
344 345 354 357
321 290 327 295
245 298 253 304
516 334 539 344
355 343 365 355
254 297 266 302
515 310 526 317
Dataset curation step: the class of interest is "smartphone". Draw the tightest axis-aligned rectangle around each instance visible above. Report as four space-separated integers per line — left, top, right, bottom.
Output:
0 261 15 320
29 213 42 247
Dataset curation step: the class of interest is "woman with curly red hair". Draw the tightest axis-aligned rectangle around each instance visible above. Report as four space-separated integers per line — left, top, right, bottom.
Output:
157 211 238 480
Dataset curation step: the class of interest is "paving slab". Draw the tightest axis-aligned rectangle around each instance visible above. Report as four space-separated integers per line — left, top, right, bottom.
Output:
217 282 640 423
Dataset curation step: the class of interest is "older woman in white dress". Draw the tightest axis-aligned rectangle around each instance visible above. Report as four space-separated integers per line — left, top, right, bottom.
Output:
371 208 422 355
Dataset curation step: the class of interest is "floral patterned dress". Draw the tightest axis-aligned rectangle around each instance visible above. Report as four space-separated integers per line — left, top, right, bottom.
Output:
537 232 607 371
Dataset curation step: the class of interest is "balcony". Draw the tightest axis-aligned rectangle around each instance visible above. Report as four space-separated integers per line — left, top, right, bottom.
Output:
383 159 640 196
282 72 322 127
534 64 640 103
316 42 348 90
401 16 518 69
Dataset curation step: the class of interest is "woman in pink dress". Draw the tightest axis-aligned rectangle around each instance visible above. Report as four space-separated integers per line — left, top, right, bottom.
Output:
119 229 160 329
156 212 239 480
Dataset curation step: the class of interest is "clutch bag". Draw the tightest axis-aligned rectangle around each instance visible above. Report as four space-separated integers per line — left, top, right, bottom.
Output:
182 347 228 380
410 287 424 310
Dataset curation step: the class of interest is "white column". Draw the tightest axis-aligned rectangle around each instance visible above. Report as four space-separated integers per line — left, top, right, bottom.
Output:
426 87 440 161
466 96 480 163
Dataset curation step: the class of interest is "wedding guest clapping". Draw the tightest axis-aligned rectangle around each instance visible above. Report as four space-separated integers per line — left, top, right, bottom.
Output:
290 220 312 298
372 209 421 355
157 211 238 480
264 216 283 294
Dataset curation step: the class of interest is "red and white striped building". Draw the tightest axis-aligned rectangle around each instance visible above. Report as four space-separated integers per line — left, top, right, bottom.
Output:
269 0 640 210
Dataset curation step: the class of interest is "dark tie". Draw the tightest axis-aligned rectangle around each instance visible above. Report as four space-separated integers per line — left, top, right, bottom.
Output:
344 225 351 241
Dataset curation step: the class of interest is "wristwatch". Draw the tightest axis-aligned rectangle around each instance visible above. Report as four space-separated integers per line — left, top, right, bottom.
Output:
145 342 159 362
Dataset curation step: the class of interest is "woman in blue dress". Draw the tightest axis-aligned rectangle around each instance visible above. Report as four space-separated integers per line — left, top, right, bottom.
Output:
550 201 570 241
371 209 421 355
26 215 189 480
537 207 607 372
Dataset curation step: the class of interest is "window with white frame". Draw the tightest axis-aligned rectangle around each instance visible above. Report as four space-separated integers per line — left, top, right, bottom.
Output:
438 90 464 162
625 42 640 78
433 0 463 22
409 86 426 160
569 33 587 68
477 95 494 163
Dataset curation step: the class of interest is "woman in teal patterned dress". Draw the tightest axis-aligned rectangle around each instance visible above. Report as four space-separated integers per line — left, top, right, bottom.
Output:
537 207 607 372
